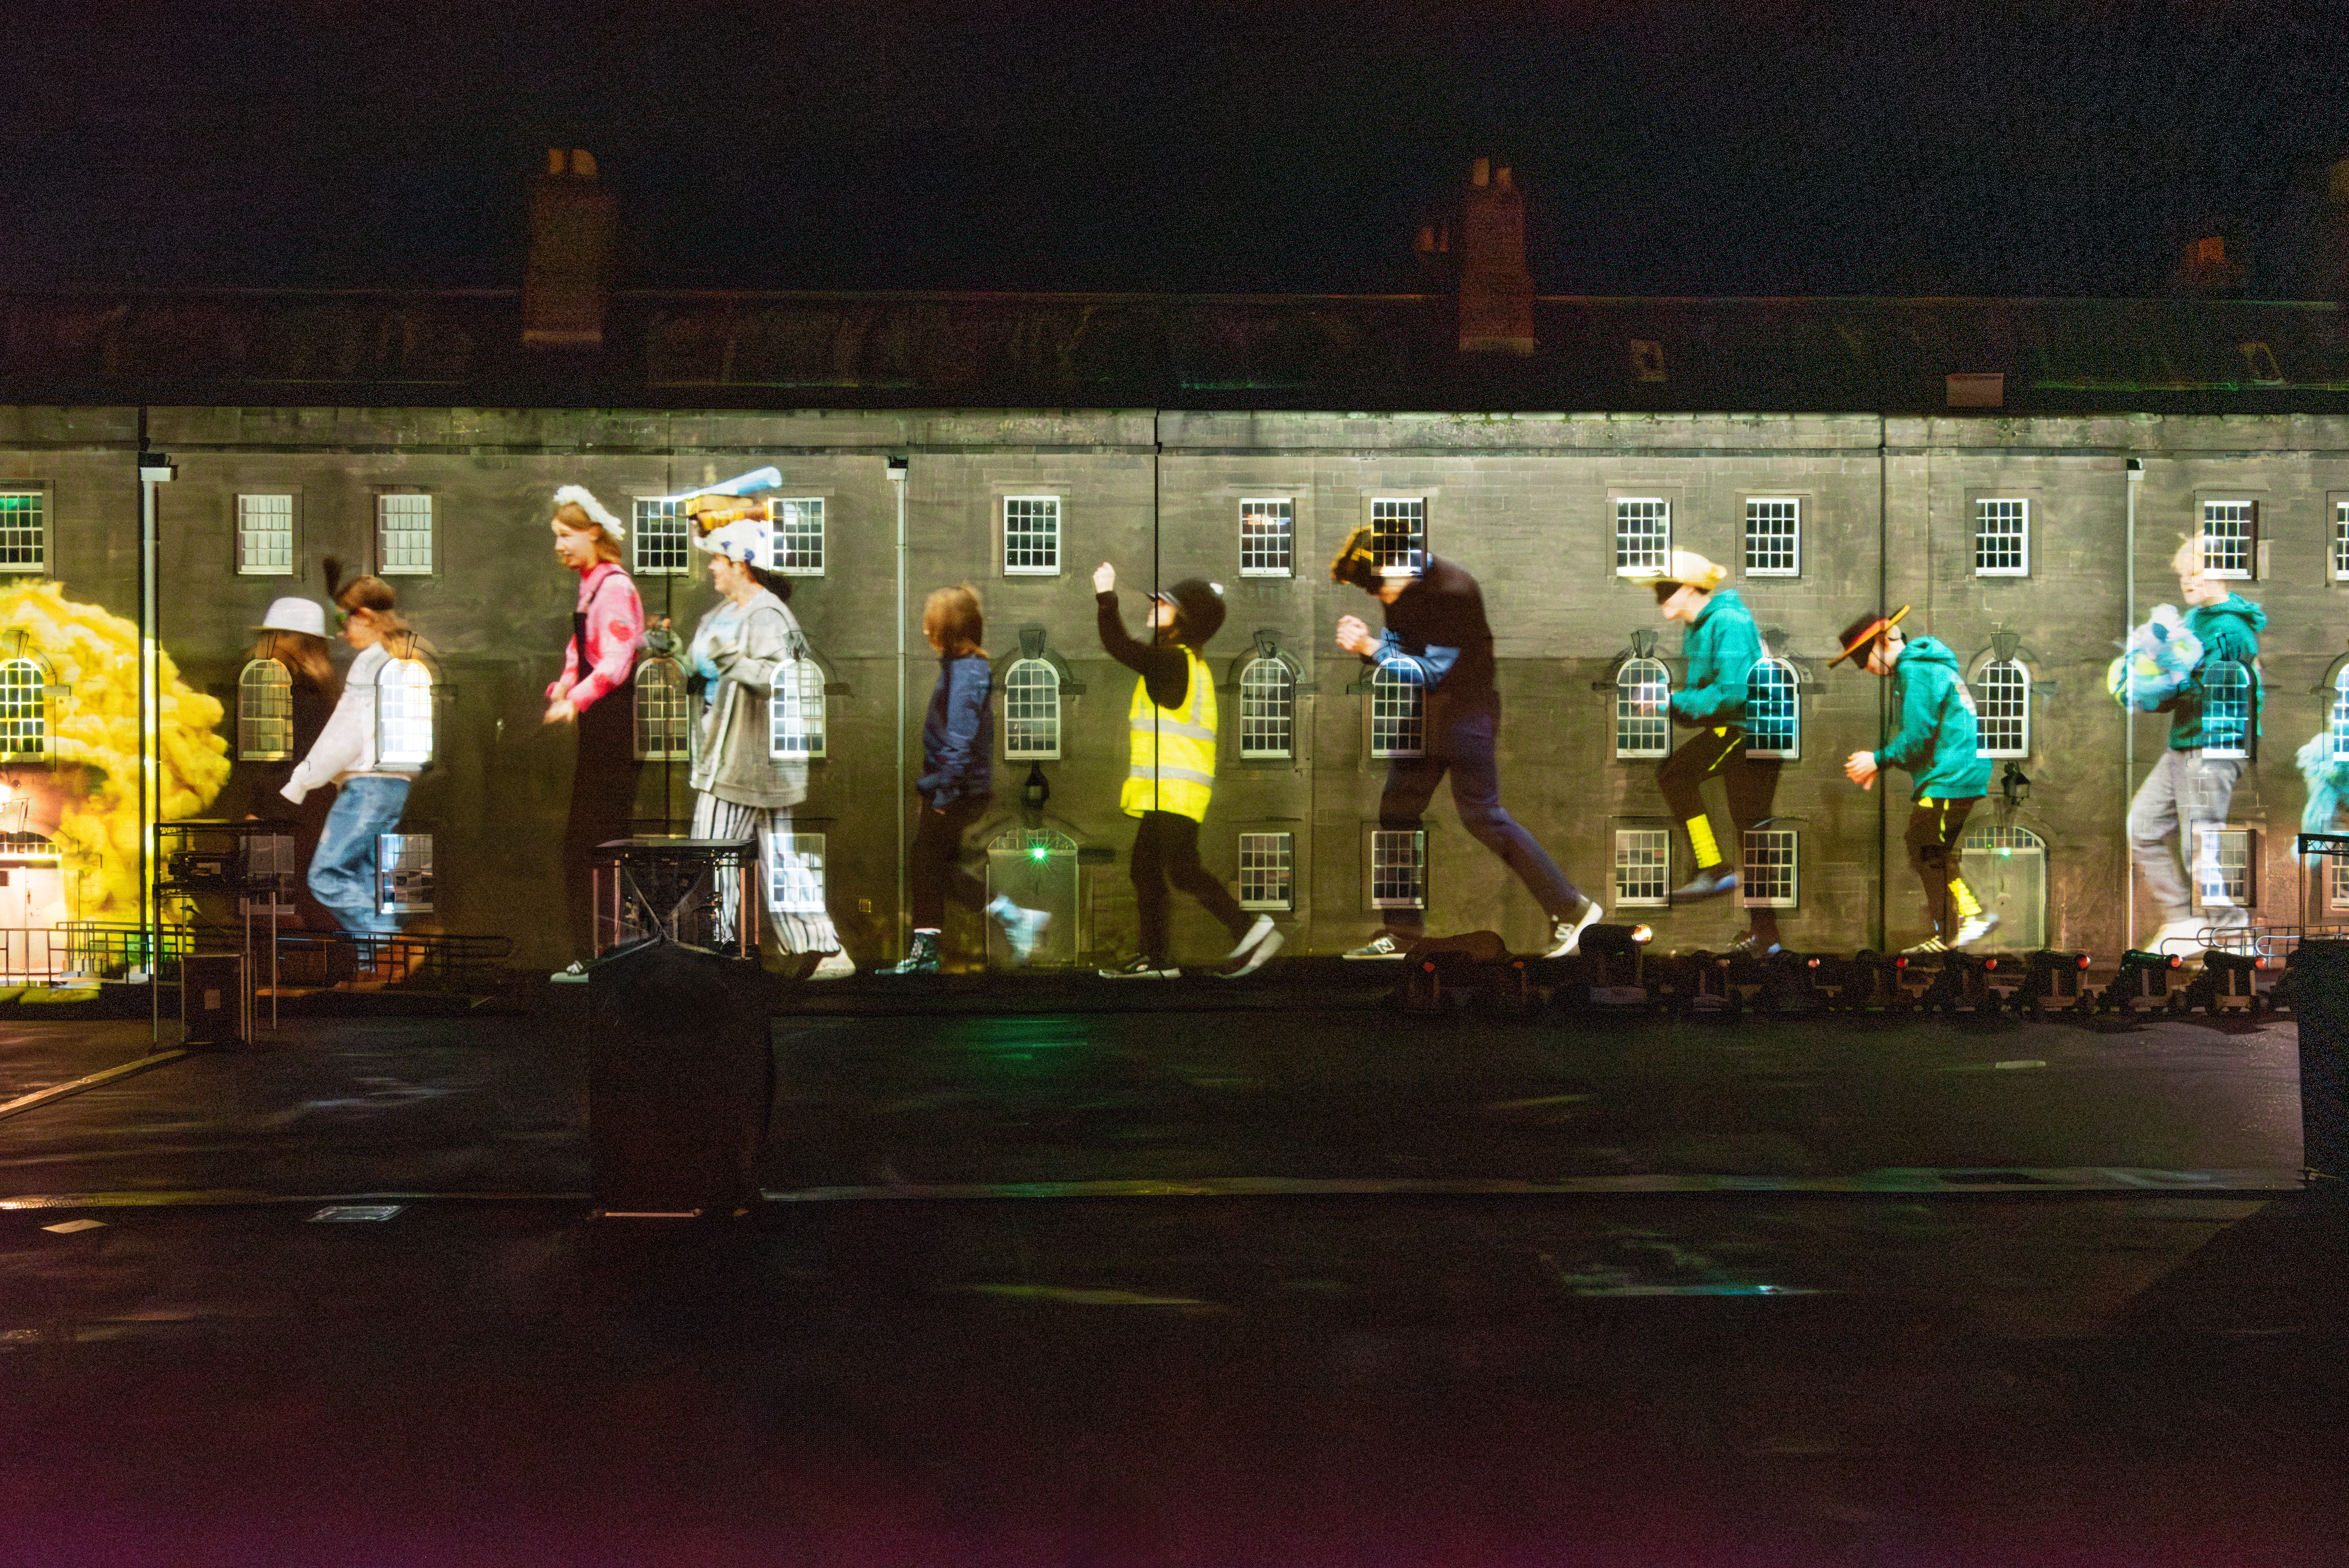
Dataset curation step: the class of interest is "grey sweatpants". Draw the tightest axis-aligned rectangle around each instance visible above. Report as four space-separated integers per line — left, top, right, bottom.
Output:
2128 748 2244 919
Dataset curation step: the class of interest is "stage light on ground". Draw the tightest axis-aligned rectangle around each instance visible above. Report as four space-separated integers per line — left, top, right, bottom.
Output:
1580 923 1650 956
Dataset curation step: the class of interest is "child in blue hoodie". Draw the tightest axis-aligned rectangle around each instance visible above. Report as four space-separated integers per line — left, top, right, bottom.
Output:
1834 607 1996 952
2130 540 2266 952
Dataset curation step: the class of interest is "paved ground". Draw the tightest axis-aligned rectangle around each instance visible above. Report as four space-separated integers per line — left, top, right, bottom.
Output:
0 993 2341 1564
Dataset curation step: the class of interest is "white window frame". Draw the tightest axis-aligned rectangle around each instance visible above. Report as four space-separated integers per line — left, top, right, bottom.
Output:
237 657 294 762
1975 659 2031 759
374 654 435 768
1238 832 1294 911
1239 498 1294 578
1369 661 1425 759
2329 853 2349 914
1744 656 1801 760
770 497 826 576
768 658 827 759
235 494 295 577
1003 496 1061 576
2333 499 2349 583
0 657 48 761
632 497 690 577
2193 825 2256 910
1238 656 1295 759
376 493 434 576
1615 657 1671 760
1370 828 1426 911
633 657 692 762
1003 657 1061 760
767 832 829 916
1973 498 2030 577
1743 497 1800 577
2330 664 2349 765
1369 497 1426 576
1740 827 1798 909
2199 659 2253 761
1614 497 1670 576
2199 499 2256 581
376 833 435 915
0 489 46 575
1613 828 1671 909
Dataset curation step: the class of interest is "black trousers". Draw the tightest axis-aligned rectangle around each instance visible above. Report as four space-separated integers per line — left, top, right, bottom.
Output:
1130 809 1249 964
1657 724 1784 941
563 693 641 962
1377 703 1580 936
1905 796 1978 937
911 793 991 932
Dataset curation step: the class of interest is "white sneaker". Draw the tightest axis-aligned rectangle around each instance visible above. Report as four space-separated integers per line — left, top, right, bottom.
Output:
1951 912 2000 948
1342 933 1408 960
987 895 1052 964
1541 896 1606 959
549 961 590 985
1223 914 1277 962
2150 918 2205 957
808 951 856 981
1218 927 1285 978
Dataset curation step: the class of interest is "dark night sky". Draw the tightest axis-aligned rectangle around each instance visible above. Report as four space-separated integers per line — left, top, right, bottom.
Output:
7 0 2345 298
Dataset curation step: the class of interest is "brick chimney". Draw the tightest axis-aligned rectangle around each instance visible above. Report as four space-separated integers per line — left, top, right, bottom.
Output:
2309 158 2349 299
523 149 615 350
1456 159 1534 356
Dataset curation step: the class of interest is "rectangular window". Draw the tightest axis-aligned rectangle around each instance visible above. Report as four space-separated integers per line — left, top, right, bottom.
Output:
1239 498 1294 577
1743 498 1800 576
1369 498 1425 574
1369 666 1425 759
0 491 45 574
2329 853 2349 914
1974 499 2029 576
376 494 433 576
1239 832 1294 911
1370 829 1426 910
236 494 295 576
1741 827 1798 909
2194 826 2255 909
768 833 828 915
1003 496 1060 575
2335 501 2349 583
376 834 435 915
633 498 689 576
1614 829 1671 909
1615 498 1670 575
2200 499 2256 580
772 498 825 575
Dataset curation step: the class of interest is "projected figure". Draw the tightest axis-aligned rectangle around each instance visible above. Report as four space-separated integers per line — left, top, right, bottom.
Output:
1093 563 1280 978
542 486 645 975
1633 550 1784 957
2130 540 2266 954
1330 526 1601 960
1832 608 1995 952
227 596 339 930
683 508 852 979
282 563 420 937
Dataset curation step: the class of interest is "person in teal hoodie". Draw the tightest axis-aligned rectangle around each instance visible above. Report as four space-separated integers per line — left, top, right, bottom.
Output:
1833 607 1997 952
1639 550 1784 956
2131 539 2266 952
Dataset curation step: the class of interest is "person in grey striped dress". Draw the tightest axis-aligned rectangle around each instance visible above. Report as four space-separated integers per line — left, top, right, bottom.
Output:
684 510 851 978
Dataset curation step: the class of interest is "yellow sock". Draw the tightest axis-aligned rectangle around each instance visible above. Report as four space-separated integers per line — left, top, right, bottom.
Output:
1951 878 1983 923
1686 816 1721 870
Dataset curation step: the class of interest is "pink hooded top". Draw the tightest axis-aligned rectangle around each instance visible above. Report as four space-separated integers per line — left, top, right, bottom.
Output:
548 560 645 711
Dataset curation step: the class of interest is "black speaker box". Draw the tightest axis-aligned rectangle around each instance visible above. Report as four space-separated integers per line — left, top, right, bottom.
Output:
2285 940 2349 1187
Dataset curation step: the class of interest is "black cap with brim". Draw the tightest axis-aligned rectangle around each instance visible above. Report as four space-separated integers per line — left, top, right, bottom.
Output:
1830 605 1910 666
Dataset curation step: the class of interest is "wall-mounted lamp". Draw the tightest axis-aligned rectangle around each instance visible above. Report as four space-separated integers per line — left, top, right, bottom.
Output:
2000 762 2032 808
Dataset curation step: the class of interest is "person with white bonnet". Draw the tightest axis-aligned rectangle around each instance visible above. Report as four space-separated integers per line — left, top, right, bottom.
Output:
221 593 340 930
542 485 646 973
682 504 854 978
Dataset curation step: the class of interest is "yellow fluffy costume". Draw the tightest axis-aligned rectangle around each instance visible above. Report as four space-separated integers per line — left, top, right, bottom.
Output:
0 581 230 917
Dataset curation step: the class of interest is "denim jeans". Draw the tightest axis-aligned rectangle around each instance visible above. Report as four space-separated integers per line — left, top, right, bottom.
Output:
308 775 411 935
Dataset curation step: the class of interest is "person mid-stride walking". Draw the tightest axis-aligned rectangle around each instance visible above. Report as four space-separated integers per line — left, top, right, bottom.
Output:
1093 561 1282 979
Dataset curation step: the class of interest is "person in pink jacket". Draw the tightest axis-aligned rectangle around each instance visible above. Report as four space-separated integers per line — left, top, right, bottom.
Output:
544 485 646 968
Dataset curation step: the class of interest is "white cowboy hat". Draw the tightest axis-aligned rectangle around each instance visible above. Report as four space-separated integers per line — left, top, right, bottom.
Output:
251 597 328 638
1624 549 1729 592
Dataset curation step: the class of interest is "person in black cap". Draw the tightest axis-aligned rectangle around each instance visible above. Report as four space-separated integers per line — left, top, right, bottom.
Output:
1093 561 1282 978
1330 526 1602 959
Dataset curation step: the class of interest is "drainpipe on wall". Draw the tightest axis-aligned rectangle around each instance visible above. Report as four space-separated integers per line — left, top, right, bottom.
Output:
136 428 175 1041
2126 455 2142 950
1876 414 1889 954
889 454 910 959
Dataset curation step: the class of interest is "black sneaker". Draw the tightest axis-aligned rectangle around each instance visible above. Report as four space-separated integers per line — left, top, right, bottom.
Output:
882 932 940 975
1099 955 1180 979
1342 933 1409 960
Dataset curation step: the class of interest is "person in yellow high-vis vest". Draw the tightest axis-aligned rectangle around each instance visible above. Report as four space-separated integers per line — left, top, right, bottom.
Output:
1092 561 1283 978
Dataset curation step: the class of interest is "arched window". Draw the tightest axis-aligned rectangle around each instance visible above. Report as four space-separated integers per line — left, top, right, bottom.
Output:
1239 656 1294 759
768 657 827 759
237 657 293 762
374 645 435 769
1960 824 2047 951
1615 657 1670 759
1003 657 1061 760
0 657 43 763
1975 659 2031 759
1369 661 1424 759
2200 659 2252 760
2330 664 2349 765
633 657 691 762
1745 656 1800 759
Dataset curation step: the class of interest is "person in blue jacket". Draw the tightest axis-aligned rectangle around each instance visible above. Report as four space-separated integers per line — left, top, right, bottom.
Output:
1833 607 1997 953
2132 540 2267 953
884 583 1048 975
1639 550 1784 956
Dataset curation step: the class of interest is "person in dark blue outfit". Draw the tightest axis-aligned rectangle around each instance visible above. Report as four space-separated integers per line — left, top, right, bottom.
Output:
886 584 1046 973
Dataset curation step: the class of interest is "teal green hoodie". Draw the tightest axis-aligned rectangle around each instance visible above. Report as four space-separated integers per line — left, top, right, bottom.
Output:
1877 636 1993 799
1667 588 1763 727
2169 593 2265 752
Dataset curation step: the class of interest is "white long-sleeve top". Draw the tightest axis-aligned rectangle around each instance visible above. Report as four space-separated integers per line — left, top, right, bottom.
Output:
281 644 421 804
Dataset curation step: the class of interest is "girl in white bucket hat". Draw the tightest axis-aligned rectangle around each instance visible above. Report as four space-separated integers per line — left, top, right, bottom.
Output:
222 596 338 928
